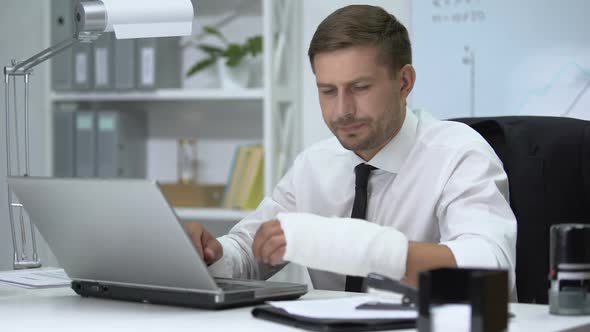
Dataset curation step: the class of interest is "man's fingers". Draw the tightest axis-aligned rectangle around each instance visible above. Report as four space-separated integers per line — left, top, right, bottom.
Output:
184 223 204 258
203 236 223 265
269 246 286 266
204 247 215 262
253 220 282 259
253 222 278 259
260 234 286 264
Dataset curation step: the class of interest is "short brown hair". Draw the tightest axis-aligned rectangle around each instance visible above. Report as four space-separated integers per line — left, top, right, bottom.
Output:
308 5 412 76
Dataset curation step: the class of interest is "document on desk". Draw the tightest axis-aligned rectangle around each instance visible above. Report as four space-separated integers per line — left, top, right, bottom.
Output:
268 295 417 320
0 268 70 288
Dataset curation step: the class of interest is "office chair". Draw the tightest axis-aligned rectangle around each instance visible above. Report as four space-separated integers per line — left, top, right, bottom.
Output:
451 116 590 304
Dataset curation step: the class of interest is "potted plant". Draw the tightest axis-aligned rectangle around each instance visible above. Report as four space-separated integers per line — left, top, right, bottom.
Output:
187 26 262 89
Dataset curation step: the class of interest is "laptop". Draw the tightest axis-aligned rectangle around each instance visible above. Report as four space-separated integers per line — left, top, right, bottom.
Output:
7 176 307 309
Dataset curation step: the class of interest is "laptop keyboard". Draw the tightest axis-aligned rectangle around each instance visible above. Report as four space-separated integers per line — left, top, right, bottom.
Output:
216 281 261 291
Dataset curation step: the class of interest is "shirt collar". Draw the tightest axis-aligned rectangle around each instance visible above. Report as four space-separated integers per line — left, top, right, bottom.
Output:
350 107 418 174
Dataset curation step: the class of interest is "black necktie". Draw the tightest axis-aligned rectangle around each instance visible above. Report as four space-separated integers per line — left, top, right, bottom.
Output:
345 163 377 292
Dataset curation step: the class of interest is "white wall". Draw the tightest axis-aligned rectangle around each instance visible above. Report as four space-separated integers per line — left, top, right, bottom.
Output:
300 0 411 149
0 0 56 271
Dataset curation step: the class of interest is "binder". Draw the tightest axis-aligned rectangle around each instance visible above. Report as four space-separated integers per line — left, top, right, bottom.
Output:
236 145 264 210
113 39 136 90
72 42 93 91
252 306 415 332
96 111 147 178
92 33 114 91
136 38 156 89
50 0 74 91
135 37 181 90
222 145 252 209
70 0 92 91
53 104 77 177
75 111 96 177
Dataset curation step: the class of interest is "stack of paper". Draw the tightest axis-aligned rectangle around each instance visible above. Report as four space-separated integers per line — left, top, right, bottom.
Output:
0 268 70 289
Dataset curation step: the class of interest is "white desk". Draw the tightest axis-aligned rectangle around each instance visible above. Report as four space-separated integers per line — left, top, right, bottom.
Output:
1 285 590 332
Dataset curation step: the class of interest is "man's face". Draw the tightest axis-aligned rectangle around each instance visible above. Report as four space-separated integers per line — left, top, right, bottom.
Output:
314 46 411 160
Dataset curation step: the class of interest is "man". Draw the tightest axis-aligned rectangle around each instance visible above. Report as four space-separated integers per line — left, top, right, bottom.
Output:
185 5 517 295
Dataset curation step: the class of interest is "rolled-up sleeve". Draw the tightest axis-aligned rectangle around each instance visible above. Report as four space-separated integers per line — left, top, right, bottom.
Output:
436 143 517 297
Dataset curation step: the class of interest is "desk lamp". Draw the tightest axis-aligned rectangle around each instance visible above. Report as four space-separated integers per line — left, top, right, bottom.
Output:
3 0 194 269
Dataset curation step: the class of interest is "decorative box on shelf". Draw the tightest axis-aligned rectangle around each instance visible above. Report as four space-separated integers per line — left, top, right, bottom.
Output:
159 182 225 208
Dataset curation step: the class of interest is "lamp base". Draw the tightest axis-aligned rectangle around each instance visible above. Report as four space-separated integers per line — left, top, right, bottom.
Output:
13 261 42 270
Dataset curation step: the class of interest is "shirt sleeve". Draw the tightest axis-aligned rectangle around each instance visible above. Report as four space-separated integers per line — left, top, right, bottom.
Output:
208 159 298 280
436 142 517 295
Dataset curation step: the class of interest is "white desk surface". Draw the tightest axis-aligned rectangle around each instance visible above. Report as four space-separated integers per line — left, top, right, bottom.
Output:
1 285 590 332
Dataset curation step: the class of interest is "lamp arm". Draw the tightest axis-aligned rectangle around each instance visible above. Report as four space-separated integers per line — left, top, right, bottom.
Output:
7 0 109 74
6 32 101 75
3 30 99 269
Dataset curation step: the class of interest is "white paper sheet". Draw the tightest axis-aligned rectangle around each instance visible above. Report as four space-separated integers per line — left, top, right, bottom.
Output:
0 268 70 289
268 295 417 320
431 304 472 331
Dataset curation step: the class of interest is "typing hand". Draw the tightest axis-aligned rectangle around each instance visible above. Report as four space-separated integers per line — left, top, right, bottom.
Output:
184 222 223 265
252 219 286 266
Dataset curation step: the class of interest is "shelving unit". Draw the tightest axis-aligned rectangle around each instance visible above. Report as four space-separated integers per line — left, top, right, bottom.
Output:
174 207 250 222
50 88 265 102
47 0 302 224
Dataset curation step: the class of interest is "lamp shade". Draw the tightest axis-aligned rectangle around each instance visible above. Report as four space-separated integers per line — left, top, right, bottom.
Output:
76 0 194 39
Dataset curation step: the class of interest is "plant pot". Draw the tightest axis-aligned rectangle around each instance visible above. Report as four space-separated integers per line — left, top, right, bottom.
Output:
248 54 263 88
217 59 251 90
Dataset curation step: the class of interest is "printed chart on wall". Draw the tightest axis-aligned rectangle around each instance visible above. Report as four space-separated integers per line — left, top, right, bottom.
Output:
410 0 590 120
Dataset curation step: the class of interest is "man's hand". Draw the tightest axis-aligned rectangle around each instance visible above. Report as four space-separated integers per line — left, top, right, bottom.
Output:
252 219 286 266
184 222 223 265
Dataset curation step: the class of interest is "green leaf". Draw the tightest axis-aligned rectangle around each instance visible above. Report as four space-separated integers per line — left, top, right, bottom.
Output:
203 25 228 44
224 43 242 57
186 57 217 76
223 43 247 67
190 29 263 70
246 36 263 56
198 44 224 55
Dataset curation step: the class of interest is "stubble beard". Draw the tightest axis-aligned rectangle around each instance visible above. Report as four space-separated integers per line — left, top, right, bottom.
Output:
334 127 381 152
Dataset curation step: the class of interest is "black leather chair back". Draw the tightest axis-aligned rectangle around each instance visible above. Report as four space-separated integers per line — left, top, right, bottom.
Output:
452 116 590 303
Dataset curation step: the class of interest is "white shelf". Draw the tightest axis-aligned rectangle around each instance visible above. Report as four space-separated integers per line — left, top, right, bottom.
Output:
50 88 265 102
173 207 251 222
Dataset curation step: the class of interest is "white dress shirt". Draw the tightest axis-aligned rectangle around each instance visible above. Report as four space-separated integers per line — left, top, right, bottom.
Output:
209 109 517 298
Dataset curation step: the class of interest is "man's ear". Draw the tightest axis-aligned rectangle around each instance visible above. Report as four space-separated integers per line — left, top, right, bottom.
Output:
398 64 416 99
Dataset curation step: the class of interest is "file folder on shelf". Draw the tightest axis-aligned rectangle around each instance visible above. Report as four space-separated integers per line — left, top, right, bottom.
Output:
135 37 181 90
72 42 93 91
53 104 77 177
96 111 147 178
113 39 136 90
92 33 114 91
75 111 96 177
